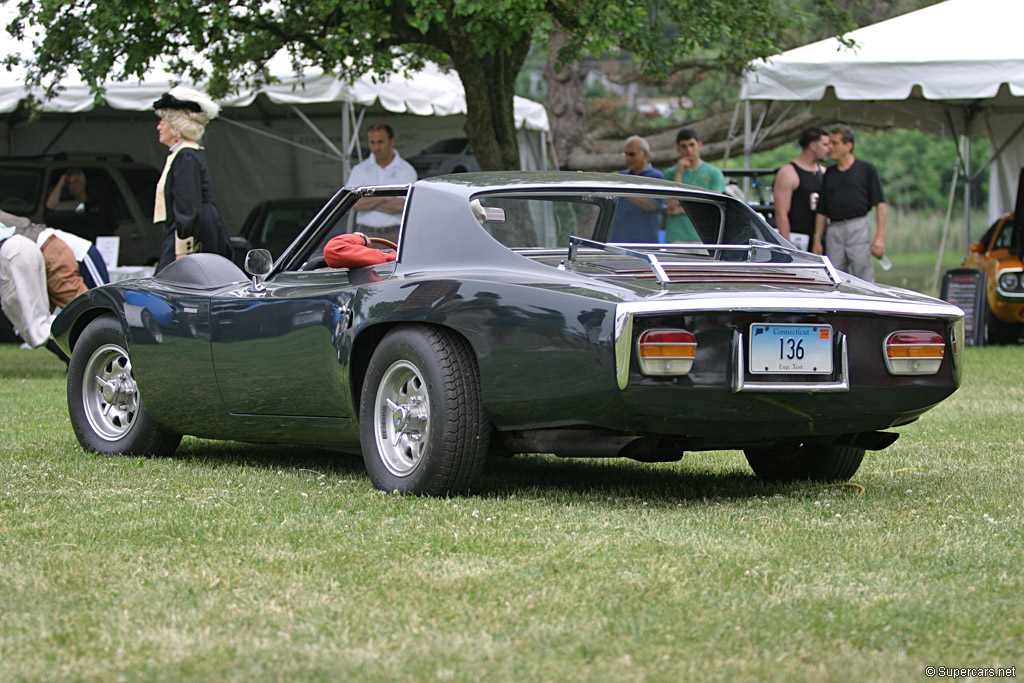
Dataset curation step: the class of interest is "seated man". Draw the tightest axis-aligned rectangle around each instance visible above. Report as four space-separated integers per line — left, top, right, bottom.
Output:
46 169 89 211
324 232 396 269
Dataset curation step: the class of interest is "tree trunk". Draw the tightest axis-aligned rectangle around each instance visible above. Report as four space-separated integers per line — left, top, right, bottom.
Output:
544 25 589 169
448 28 531 171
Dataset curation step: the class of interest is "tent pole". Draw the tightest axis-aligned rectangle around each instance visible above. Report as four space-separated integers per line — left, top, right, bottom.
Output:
753 103 795 149
723 97 742 165
743 100 752 196
963 133 972 261
743 100 752 167
933 163 960 294
217 117 344 160
289 105 344 159
346 106 366 160
342 101 351 183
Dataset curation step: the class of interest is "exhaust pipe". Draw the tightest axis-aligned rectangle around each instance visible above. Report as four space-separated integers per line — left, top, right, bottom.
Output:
495 429 682 462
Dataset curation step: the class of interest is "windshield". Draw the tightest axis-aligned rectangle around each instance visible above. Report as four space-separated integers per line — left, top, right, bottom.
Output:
0 168 43 216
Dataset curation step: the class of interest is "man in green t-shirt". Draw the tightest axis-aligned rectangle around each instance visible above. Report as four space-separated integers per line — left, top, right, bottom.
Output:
662 128 726 242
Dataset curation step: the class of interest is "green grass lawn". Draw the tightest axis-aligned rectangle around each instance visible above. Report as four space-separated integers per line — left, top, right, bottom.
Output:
1 343 1021 681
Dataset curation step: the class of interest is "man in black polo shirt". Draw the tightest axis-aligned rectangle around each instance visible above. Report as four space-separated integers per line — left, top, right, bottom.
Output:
812 124 887 282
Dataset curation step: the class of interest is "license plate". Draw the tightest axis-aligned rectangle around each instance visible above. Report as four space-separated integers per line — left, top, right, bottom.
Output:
749 324 833 374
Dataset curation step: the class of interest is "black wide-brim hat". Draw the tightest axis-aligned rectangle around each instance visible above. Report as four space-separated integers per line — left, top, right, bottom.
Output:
152 92 203 112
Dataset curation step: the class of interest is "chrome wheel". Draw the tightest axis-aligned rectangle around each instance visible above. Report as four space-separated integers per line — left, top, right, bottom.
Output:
373 359 432 477
360 325 489 495
82 342 140 441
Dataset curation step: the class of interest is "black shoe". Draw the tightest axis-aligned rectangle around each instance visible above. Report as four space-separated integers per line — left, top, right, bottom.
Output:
45 338 70 368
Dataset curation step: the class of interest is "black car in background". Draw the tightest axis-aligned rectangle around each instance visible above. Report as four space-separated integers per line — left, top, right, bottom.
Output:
229 197 330 267
0 153 161 266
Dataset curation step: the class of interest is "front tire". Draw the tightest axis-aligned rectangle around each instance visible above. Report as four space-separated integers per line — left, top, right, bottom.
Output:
984 299 1020 344
744 444 865 483
359 325 489 495
67 315 181 456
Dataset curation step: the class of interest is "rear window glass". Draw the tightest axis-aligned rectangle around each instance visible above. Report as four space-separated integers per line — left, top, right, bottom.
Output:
0 168 43 215
473 192 768 250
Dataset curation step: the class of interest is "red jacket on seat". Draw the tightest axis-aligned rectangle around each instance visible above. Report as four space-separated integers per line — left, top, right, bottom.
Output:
323 233 397 268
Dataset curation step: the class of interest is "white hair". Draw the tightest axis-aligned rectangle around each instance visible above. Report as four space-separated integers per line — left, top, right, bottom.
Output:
625 135 650 153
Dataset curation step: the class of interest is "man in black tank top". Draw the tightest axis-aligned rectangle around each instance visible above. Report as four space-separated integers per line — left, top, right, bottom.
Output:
773 126 829 250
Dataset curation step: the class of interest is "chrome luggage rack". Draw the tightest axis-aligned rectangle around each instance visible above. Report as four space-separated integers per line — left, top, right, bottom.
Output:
566 237 842 289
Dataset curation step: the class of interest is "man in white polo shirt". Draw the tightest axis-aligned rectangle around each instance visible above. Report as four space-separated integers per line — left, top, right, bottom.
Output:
346 123 418 243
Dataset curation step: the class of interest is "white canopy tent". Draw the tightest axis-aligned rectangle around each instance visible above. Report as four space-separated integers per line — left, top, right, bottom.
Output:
740 0 1024 250
0 61 550 228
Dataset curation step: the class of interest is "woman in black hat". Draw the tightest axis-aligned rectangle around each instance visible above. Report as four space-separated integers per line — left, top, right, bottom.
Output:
152 86 232 272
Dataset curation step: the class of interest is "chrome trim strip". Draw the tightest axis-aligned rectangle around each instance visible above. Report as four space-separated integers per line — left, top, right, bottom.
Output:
952 318 965 369
731 330 850 393
616 295 964 320
996 267 1024 298
821 256 843 286
568 238 841 289
614 309 634 390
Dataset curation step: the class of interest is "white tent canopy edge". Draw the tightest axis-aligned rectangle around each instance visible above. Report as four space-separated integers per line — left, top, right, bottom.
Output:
740 0 1024 250
0 60 550 229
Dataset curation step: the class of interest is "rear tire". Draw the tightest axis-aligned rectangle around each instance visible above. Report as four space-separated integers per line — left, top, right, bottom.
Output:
359 325 489 495
67 315 181 456
744 444 865 483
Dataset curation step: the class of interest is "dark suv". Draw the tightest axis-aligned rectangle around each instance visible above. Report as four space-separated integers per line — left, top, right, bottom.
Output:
0 153 161 266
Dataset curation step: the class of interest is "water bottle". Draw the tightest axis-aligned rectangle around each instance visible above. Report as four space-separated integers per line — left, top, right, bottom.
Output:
877 253 892 271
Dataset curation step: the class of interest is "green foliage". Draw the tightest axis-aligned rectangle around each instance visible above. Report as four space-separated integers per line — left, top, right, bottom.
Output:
856 129 988 211
3 0 807 96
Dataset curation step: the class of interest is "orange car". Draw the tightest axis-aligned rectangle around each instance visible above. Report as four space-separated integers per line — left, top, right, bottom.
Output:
965 212 1024 343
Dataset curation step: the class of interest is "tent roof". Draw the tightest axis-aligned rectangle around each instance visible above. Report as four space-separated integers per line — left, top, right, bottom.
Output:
741 0 1024 103
0 60 549 131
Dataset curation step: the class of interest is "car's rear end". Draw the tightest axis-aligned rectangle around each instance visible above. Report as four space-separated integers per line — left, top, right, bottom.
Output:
406 174 965 482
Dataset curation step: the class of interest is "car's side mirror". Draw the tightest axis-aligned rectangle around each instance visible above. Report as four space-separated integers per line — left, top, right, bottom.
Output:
969 242 984 254
244 248 272 292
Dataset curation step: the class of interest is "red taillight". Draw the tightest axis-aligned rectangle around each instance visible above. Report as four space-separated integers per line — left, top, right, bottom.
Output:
637 330 696 375
884 331 945 375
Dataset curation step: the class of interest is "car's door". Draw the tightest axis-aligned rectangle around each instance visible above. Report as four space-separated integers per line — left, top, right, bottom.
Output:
209 269 359 418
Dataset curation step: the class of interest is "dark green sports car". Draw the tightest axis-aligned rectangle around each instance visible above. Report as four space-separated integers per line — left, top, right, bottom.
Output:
52 172 964 495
